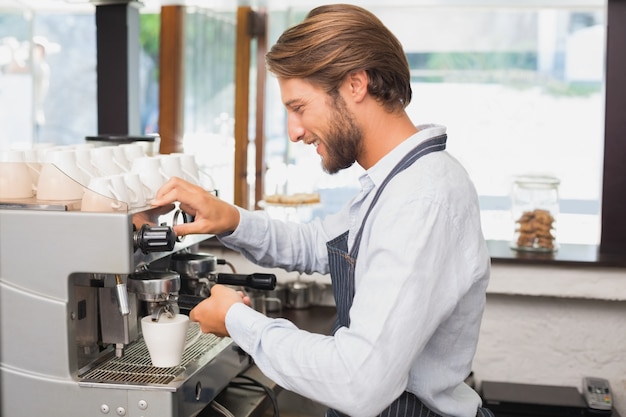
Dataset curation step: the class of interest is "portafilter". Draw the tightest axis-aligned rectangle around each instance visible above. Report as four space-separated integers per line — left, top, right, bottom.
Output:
170 250 277 313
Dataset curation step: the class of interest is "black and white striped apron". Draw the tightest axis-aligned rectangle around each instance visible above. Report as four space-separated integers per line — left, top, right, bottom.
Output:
324 134 494 417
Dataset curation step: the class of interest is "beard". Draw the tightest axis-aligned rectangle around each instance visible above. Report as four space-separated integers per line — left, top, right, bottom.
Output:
315 94 363 174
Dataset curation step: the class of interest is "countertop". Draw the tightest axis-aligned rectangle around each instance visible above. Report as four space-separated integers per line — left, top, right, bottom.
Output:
197 306 337 417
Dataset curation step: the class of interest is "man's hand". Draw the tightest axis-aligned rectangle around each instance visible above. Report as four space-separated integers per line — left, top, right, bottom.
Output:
151 177 241 236
189 284 250 337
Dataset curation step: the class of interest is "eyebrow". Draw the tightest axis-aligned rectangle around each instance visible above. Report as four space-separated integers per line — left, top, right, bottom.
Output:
284 98 302 108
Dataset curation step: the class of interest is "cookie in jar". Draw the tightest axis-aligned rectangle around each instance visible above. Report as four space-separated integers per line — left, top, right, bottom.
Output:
511 175 560 252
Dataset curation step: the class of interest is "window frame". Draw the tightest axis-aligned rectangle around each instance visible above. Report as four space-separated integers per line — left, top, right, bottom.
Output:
599 0 626 255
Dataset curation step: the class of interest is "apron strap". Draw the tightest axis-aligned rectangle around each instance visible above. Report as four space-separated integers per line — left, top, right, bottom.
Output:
350 134 447 260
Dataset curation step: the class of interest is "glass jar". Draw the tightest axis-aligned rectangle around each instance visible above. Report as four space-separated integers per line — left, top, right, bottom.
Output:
510 175 560 252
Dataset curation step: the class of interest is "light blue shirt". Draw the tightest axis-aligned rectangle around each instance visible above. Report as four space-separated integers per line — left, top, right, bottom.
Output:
220 124 491 417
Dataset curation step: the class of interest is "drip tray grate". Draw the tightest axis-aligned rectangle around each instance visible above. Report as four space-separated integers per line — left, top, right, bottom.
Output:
80 323 228 386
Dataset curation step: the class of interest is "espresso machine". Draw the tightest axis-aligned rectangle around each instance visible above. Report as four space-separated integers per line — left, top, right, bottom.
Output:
0 187 274 417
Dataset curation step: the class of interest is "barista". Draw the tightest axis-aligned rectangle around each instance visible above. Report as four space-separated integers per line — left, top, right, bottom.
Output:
152 4 492 417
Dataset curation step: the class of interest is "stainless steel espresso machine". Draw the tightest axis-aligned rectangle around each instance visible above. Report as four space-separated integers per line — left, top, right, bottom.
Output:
0 190 274 417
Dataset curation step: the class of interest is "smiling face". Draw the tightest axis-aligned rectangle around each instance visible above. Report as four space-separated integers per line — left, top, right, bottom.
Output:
279 77 363 174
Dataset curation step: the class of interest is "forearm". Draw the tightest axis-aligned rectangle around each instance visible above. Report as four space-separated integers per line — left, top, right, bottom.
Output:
225 304 407 416
218 208 331 274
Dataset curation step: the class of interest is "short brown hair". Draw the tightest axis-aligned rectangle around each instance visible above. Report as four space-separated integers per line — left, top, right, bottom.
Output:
265 4 412 113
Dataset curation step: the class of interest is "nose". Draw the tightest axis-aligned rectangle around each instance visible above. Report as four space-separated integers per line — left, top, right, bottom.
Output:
287 113 305 142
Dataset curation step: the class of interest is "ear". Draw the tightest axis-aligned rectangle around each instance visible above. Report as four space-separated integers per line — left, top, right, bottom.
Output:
345 70 368 103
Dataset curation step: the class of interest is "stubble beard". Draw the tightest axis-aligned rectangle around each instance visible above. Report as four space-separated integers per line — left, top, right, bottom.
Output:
318 94 363 175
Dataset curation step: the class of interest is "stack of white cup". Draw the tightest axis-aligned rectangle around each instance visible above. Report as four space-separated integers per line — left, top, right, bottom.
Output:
0 143 202 213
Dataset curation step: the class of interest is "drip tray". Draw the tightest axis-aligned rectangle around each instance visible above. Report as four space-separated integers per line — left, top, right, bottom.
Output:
80 323 231 388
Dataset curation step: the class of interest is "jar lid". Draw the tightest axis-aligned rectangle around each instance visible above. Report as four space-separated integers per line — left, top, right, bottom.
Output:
513 175 560 189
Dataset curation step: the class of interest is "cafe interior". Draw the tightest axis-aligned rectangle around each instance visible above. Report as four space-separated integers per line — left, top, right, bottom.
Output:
0 0 625 416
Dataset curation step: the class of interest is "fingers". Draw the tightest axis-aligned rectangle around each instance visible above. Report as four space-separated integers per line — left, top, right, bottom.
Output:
187 285 239 337
236 290 251 307
151 177 195 206
172 221 205 237
149 176 239 237
189 305 199 323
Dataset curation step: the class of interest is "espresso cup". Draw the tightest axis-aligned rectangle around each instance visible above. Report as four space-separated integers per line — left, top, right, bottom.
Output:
122 172 149 208
36 163 85 201
43 149 88 185
111 146 132 171
81 176 125 212
90 146 126 176
22 148 42 184
120 143 146 163
74 146 99 180
131 156 166 199
0 149 25 163
0 161 34 199
172 153 201 184
158 154 185 180
141 314 201 368
106 174 134 205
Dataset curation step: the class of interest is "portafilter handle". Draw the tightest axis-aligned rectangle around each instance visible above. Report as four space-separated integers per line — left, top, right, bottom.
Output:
134 224 176 254
176 273 277 314
214 273 277 290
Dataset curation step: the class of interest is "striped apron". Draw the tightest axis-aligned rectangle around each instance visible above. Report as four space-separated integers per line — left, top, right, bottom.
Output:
324 134 494 417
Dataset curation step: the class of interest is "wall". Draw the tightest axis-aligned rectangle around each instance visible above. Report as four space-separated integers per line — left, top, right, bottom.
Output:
204 243 626 415
475 264 626 416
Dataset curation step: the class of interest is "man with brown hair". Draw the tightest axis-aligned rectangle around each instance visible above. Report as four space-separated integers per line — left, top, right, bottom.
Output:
153 4 491 416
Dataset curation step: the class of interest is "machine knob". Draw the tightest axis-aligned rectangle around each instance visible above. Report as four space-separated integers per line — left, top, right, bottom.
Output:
134 224 176 254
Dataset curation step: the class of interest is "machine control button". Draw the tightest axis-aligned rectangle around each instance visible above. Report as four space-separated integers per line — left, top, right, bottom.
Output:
138 400 148 410
100 404 110 414
116 406 127 416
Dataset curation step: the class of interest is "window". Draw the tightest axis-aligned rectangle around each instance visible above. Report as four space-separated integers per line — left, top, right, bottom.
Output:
182 7 238 204
0 3 162 148
0 5 97 147
263 1 606 247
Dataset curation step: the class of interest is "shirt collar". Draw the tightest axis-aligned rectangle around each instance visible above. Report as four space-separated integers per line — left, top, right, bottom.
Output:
360 124 447 188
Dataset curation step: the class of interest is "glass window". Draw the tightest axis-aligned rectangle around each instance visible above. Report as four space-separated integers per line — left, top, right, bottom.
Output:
182 7 237 203
0 6 97 148
263 1 605 246
0 4 158 149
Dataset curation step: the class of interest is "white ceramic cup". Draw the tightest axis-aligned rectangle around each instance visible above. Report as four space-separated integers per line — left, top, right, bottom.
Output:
172 153 200 184
81 189 126 212
112 146 132 171
131 156 166 199
74 146 99 180
120 143 146 163
90 146 126 176
81 176 125 212
0 149 25 163
122 172 149 208
158 154 185 180
36 163 85 201
106 174 134 205
0 161 35 199
43 149 88 185
21 148 42 185
34 144 58 163
141 314 201 368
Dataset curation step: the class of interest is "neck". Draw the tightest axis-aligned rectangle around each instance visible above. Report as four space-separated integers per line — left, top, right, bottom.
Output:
357 110 418 170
